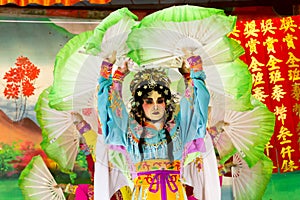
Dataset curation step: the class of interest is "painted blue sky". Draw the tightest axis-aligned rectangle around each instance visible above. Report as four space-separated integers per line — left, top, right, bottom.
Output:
0 17 76 123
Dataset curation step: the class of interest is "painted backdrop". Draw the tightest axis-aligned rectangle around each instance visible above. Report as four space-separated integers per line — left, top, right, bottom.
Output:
0 16 98 199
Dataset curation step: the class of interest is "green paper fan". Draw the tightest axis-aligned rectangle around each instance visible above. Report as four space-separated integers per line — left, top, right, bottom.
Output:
18 155 66 200
138 5 230 26
36 87 99 173
127 15 238 66
35 87 80 173
126 8 252 110
49 31 102 111
204 58 252 108
209 97 275 167
84 7 138 58
108 148 134 186
49 8 137 111
232 153 273 200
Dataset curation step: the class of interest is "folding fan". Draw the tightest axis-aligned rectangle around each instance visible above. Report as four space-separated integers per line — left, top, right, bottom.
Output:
126 6 253 108
127 5 237 65
36 87 98 173
137 5 227 25
84 7 138 58
36 87 80 173
231 153 273 200
94 139 134 199
48 30 102 111
181 133 221 200
49 8 138 111
108 146 135 184
84 7 138 69
127 16 239 66
18 155 66 200
208 96 275 167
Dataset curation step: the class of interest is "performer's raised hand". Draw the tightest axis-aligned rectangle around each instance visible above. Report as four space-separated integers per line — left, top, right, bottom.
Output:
71 112 83 126
71 112 92 135
105 50 117 64
101 51 116 79
179 58 190 75
182 48 203 72
113 58 130 81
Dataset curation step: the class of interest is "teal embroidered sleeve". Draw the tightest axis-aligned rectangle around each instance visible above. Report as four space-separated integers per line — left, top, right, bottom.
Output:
98 62 129 146
179 57 210 145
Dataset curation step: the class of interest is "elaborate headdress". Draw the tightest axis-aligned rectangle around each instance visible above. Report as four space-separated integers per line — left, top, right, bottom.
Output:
130 68 171 96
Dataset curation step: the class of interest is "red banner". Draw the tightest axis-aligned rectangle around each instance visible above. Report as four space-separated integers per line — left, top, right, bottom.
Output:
229 16 300 173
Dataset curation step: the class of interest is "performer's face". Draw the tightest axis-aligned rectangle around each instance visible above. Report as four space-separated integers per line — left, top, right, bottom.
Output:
142 90 166 121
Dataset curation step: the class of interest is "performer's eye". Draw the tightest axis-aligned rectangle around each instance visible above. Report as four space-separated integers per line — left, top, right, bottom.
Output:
143 98 153 104
157 98 165 104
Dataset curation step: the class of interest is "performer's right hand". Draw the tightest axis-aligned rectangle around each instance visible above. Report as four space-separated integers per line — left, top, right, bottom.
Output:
105 50 117 64
71 112 83 126
113 58 130 81
101 51 116 79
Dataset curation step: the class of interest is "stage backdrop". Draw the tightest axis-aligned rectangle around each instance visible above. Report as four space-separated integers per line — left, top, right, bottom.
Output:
229 15 300 173
0 12 299 200
0 16 98 199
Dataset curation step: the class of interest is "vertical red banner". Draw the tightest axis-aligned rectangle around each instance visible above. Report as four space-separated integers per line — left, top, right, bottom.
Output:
229 15 300 173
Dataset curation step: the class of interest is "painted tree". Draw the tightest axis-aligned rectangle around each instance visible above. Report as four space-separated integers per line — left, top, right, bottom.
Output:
3 56 40 121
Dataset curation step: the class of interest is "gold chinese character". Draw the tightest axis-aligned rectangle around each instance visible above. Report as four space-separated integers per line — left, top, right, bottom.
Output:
261 19 277 35
267 55 283 71
280 146 295 160
279 17 297 32
252 72 265 86
263 37 278 54
244 20 260 38
281 159 299 172
277 126 292 145
249 56 264 72
228 25 241 38
283 33 298 49
252 87 269 102
288 68 300 82
245 38 260 55
292 103 300 117
265 142 274 157
274 104 287 124
269 70 285 84
272 85 286 101
286 52 300 67
253 72 265 87
291 83 300 101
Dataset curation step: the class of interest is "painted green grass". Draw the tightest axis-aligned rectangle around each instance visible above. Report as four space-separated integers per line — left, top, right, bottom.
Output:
263 171 300 200
0 179 23 200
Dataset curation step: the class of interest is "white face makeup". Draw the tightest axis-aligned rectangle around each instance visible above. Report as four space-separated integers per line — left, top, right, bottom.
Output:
142 90 166 121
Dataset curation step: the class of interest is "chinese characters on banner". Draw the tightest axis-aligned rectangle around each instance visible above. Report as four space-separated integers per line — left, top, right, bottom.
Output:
229 15 300 173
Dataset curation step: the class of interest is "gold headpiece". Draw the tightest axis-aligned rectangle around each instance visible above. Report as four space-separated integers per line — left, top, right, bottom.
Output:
130 68 171 95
